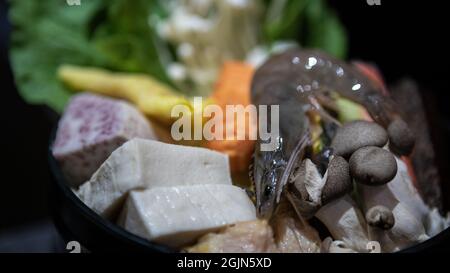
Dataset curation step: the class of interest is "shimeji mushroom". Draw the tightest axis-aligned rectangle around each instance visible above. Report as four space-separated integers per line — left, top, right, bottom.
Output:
321 237 357 253
315 195 371 252
388 158 450 236
355 148 449 251
387 117 415 156
344 142 431 251
426 208 450 237
366 205 395 230
358 157 431 252
349 146 397 186
330 120 388 158
360 185 429 252
321 237 383 253
287 156 371 252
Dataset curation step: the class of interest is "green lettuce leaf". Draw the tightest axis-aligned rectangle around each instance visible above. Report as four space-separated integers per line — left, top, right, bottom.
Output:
263 0 348 59
9 0 170 113
303 0 348 59
9 0 347 113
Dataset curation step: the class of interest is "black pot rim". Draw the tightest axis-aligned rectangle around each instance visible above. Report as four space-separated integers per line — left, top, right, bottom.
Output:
48 134 450 253
48 133 175 253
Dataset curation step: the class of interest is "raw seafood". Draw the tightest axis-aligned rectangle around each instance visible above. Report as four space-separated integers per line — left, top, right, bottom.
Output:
270 198 322 253
252 49 413 138
187 199 322 253
187 220 278 253
250 90 310 218
250 48 415 218
389 79 442 209
52 93 155 187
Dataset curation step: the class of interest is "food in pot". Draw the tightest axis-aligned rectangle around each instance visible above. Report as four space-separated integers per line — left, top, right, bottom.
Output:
52 93 155 187
187 220 278 253
11 0 449 253
76 138 232 218
119 185 256 248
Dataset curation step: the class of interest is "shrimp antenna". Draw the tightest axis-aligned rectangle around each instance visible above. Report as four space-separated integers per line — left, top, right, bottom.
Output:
276 129 311 203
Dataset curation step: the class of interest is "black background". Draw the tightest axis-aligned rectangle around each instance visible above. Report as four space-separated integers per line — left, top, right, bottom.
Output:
1 0 53 229
0 0 449 249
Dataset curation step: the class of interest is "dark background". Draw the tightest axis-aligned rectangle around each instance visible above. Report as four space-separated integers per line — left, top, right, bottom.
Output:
1 0 53 229
0 0 449 250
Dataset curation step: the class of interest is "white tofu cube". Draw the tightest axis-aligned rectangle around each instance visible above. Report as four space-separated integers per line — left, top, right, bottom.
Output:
120 185 256 247
77 138 232 217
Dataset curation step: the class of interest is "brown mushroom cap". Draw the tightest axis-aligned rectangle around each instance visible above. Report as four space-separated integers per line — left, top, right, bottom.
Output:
349 146 397 186
387 117 415 156
331 120 388 158
366 205 395 230
321 156 353 204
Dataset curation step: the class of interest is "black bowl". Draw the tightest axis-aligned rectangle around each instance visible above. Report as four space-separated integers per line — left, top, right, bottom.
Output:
48 133 450 253
48 133 174 253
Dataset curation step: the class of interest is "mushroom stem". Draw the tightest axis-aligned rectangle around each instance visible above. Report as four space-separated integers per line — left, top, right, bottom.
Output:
288 157 370 252
360 156 450 251
388 157 449 235
366 205 395 230
359 182 429 252
315 195 371 252
321 237 357 253
426 208 450 237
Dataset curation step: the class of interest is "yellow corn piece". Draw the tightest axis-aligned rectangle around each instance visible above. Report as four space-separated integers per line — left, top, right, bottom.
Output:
58 65 192 124
335 97 372 123
307 111 323 155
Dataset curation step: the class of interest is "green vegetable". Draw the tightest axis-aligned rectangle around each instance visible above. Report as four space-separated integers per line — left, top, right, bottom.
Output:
9 0 171 113
91 0 172 79
263 0 310 42
303 0 348 59
336 97 366 123
9 0 348 113
263 0 347 59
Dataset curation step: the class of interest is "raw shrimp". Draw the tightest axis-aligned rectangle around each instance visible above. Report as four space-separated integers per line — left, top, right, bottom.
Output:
250 48 414 219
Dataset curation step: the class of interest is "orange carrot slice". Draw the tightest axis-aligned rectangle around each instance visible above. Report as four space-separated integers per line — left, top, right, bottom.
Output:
204 62 256 173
